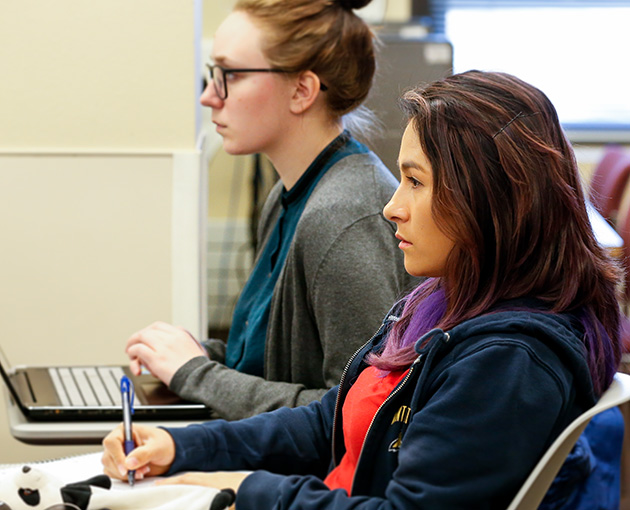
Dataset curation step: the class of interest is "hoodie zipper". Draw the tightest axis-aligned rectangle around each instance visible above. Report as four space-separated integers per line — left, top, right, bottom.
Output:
330 322 393 466
348 353 424 494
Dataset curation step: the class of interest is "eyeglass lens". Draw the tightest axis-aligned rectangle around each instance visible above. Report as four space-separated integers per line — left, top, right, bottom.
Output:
206 65 226 100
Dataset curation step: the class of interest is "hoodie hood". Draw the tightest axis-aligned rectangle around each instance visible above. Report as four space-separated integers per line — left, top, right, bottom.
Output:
414 307 597 409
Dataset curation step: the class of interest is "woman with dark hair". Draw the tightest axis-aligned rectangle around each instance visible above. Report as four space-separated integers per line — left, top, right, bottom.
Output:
376 70 620 396
102 70 623 509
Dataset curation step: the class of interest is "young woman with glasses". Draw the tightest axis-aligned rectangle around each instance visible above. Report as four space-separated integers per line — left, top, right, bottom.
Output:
103 70 623 509
123 0 414 421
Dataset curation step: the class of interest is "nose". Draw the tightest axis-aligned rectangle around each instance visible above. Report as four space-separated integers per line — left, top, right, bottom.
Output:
383 183 408 224
200 82 224 108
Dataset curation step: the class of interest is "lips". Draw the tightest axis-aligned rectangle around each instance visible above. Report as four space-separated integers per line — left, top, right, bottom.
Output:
395 233 412 249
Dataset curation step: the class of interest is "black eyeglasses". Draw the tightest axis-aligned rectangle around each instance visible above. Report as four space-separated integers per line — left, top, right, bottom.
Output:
205 63 290 100
205 63 328 100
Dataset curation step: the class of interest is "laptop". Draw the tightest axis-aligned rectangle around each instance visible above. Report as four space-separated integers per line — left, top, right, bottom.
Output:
0 348 211 421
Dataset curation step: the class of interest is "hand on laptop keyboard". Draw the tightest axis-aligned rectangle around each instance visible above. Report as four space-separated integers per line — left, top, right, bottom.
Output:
125 322 208 386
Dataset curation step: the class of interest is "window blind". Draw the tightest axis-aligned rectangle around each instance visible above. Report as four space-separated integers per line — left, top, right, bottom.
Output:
418 0 630 140
427 0 630 33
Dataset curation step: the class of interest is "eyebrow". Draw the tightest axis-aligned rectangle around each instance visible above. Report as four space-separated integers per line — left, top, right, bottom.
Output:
210 55 247 68
399 160 429 174
209 56 228 65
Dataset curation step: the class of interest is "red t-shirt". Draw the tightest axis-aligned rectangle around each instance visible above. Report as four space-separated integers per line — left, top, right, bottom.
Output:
323 366 409 495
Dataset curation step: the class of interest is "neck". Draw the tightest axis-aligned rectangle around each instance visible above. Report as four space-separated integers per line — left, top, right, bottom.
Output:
267 117 344 191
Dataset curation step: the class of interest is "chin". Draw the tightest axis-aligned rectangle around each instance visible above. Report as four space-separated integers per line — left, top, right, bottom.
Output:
404 264 422 278
404 262 439 279
221 143 245 156
221 140 256 156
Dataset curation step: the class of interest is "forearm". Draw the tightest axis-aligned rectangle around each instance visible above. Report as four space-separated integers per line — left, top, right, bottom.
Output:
170 357 327 420
164 395 336 477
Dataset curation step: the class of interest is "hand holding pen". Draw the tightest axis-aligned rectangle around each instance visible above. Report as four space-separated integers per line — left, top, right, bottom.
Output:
120 375 136 486
101 421 177 483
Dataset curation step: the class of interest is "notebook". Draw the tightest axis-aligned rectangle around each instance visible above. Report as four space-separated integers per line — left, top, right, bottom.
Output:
0 349 210 421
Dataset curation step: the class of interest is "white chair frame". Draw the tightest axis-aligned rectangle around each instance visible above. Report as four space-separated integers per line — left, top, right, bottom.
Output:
507 372 630 510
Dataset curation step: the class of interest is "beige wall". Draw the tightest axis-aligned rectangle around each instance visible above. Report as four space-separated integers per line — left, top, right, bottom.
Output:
0 1 204 463
204 0 236 36
0 156 173 366
1 3 199 150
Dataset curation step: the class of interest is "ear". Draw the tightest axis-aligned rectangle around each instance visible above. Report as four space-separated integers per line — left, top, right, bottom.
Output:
289 70 324 115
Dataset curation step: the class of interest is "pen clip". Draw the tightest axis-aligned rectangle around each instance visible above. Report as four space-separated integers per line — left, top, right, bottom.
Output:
120 375 135 415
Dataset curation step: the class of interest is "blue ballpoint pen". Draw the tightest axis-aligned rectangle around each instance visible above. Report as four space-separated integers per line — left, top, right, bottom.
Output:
120 375 136 486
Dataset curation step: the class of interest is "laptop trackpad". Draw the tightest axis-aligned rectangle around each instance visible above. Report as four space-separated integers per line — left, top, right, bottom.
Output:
139 381 184 405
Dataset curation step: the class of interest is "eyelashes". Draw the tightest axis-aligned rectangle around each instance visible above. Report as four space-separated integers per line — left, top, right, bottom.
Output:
406 175 423 189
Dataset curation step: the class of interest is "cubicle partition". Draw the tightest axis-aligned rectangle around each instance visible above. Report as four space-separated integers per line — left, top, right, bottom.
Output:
0 0 205 463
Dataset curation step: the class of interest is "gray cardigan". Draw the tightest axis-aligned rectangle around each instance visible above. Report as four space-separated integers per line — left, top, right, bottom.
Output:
169 151 416 420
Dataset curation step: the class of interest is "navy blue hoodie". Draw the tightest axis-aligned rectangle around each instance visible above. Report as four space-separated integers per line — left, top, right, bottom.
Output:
165 302 599 509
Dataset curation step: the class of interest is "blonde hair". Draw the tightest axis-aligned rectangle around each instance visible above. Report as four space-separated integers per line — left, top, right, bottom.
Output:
233 0 377 118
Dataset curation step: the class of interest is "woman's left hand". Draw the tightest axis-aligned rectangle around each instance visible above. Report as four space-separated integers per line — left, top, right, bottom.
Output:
155 471 250 493
125 321 207 385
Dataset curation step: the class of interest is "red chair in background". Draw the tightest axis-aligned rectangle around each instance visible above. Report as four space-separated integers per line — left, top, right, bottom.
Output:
618 206 630 510
589 145 630 226
618 201 630 313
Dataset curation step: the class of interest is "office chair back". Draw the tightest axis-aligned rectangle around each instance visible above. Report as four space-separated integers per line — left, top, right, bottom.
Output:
506 372 630 510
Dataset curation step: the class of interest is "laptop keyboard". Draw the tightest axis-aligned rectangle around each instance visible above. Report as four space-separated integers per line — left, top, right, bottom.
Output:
48 366 126 407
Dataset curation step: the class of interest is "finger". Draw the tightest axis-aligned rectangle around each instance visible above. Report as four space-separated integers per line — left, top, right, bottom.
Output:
136 465 152 478
154 474 186 486
126 333 145 352
102 424 128 478
155 471 248 491
132 426 147 447
126 343 157 366
102 460 126 481
125 442 160 472
129 357 143 376
155 473 206 487
126 324 165 350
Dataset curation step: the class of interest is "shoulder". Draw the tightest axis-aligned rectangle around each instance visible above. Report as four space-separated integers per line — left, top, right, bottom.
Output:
433 311 591 400
296 152 397 241
447 310 587 367
291 161 400 281
309 151 398 211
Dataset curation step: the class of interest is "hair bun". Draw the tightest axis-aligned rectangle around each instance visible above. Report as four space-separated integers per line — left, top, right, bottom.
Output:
337 0 372 10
